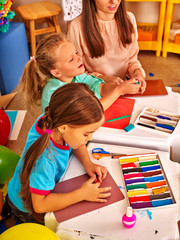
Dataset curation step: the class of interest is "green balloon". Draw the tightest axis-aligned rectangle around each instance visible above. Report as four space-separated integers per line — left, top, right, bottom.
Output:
0 145 20 184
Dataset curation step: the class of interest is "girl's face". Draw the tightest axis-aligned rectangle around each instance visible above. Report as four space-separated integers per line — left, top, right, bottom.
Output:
94 0 121 20
59 118 104 149
53 41 85 82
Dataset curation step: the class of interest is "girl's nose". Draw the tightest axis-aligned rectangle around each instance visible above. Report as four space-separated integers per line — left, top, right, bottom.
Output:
78 55 82 62
87 134 92 142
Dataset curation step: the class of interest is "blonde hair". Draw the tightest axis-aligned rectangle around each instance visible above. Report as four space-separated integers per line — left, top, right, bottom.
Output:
19 33 67 107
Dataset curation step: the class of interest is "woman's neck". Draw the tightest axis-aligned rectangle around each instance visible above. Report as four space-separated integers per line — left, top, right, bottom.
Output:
96 11 115 21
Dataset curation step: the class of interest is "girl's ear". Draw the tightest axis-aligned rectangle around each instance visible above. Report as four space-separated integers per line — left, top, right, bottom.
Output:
57 125 67 134
50 69 62 78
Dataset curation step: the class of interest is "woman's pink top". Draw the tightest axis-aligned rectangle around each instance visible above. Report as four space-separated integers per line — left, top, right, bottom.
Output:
67 12 145 80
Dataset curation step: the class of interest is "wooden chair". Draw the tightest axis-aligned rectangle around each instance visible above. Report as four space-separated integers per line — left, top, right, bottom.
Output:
16 1 62 56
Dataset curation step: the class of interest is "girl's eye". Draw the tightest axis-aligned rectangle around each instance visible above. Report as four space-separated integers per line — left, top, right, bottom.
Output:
84 134 89 137
76 52 79 55
69 58 74 62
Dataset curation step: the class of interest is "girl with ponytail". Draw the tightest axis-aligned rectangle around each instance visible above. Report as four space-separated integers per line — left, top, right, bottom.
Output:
7 83 111 223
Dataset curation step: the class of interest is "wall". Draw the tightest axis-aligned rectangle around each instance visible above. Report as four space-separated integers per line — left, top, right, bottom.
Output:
12 0 67 33
126 2 180 24
12 0 180 34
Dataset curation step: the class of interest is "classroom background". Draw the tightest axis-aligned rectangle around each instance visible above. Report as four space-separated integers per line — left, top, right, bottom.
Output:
0 0 180 239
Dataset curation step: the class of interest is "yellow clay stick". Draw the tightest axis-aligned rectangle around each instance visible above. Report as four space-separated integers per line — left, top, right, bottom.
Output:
127 189 149 197
152 186 168 195
120 157 139 164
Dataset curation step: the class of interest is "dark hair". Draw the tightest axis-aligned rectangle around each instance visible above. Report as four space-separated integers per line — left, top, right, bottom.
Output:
82 0 134 58
19 33 67 107
19 83 104 221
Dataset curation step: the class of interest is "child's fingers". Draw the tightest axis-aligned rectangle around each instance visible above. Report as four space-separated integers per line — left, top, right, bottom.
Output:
127 78 138 84
98 192 111 199
95 169 102 182
101 169 107 181
87 175 97 184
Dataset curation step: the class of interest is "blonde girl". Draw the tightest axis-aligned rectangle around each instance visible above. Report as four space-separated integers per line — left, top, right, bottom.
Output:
20 33 141 112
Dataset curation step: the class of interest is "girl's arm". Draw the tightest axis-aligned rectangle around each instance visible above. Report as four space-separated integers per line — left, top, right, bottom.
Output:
99 79 140 110
31 177 111 213
72 145 107 182
86 71 124 84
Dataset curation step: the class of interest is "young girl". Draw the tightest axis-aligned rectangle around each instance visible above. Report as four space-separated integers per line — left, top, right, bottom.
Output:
20 33 141 112
6 83 111 224
67 0 146 92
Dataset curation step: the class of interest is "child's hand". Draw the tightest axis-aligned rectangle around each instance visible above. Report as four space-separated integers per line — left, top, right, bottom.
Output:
107 76 124 85
80 176 111 202
133 70 146 93
119 78 141 95
85 162 107 183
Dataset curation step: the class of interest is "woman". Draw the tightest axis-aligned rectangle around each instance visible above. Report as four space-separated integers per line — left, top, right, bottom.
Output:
67 0 146 93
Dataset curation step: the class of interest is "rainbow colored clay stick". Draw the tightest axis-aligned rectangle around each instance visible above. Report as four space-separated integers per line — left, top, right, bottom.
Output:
127 189 149 197
123 172 143 180
152 186 168 194
139 160 159 167
130 201 153 209
138 155 157 161
141 165 161 172
120 157 138 164
142 170 162 177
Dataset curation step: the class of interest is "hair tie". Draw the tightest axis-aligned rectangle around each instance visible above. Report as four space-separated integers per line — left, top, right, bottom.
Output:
45 129 53 135
30 56 37 63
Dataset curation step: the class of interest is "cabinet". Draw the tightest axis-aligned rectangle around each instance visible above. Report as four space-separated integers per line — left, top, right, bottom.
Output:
126 0 166 56
162 0 180 57
0 22 29 95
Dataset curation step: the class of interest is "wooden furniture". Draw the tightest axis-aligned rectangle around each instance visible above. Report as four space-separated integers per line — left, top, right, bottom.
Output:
126 0 167 56
162 0 180 57
16 1 62 56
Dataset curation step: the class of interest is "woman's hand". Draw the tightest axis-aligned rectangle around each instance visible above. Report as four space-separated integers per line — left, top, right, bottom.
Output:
80 176 111 202
133 69 146 93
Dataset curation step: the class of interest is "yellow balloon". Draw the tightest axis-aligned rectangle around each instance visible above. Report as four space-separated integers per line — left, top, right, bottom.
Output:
0 223 60 240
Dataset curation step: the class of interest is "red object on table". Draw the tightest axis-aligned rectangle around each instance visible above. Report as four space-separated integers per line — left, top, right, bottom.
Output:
125 79 168 97
102 97 135 129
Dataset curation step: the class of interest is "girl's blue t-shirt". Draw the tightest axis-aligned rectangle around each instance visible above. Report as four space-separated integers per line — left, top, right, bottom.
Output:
8 114 72 213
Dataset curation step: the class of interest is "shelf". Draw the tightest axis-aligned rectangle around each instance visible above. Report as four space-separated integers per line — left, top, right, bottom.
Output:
162 0 180 57
126 0 166 56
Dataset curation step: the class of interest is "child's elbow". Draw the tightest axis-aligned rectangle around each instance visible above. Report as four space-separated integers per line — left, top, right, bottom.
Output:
33 203 45 213
32 198 46 213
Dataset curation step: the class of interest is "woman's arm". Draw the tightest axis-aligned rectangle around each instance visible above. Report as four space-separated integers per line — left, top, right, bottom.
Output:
126 12 146 89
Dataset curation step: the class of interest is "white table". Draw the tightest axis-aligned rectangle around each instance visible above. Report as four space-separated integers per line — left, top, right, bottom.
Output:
93 87 180 163
45 142 180 240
